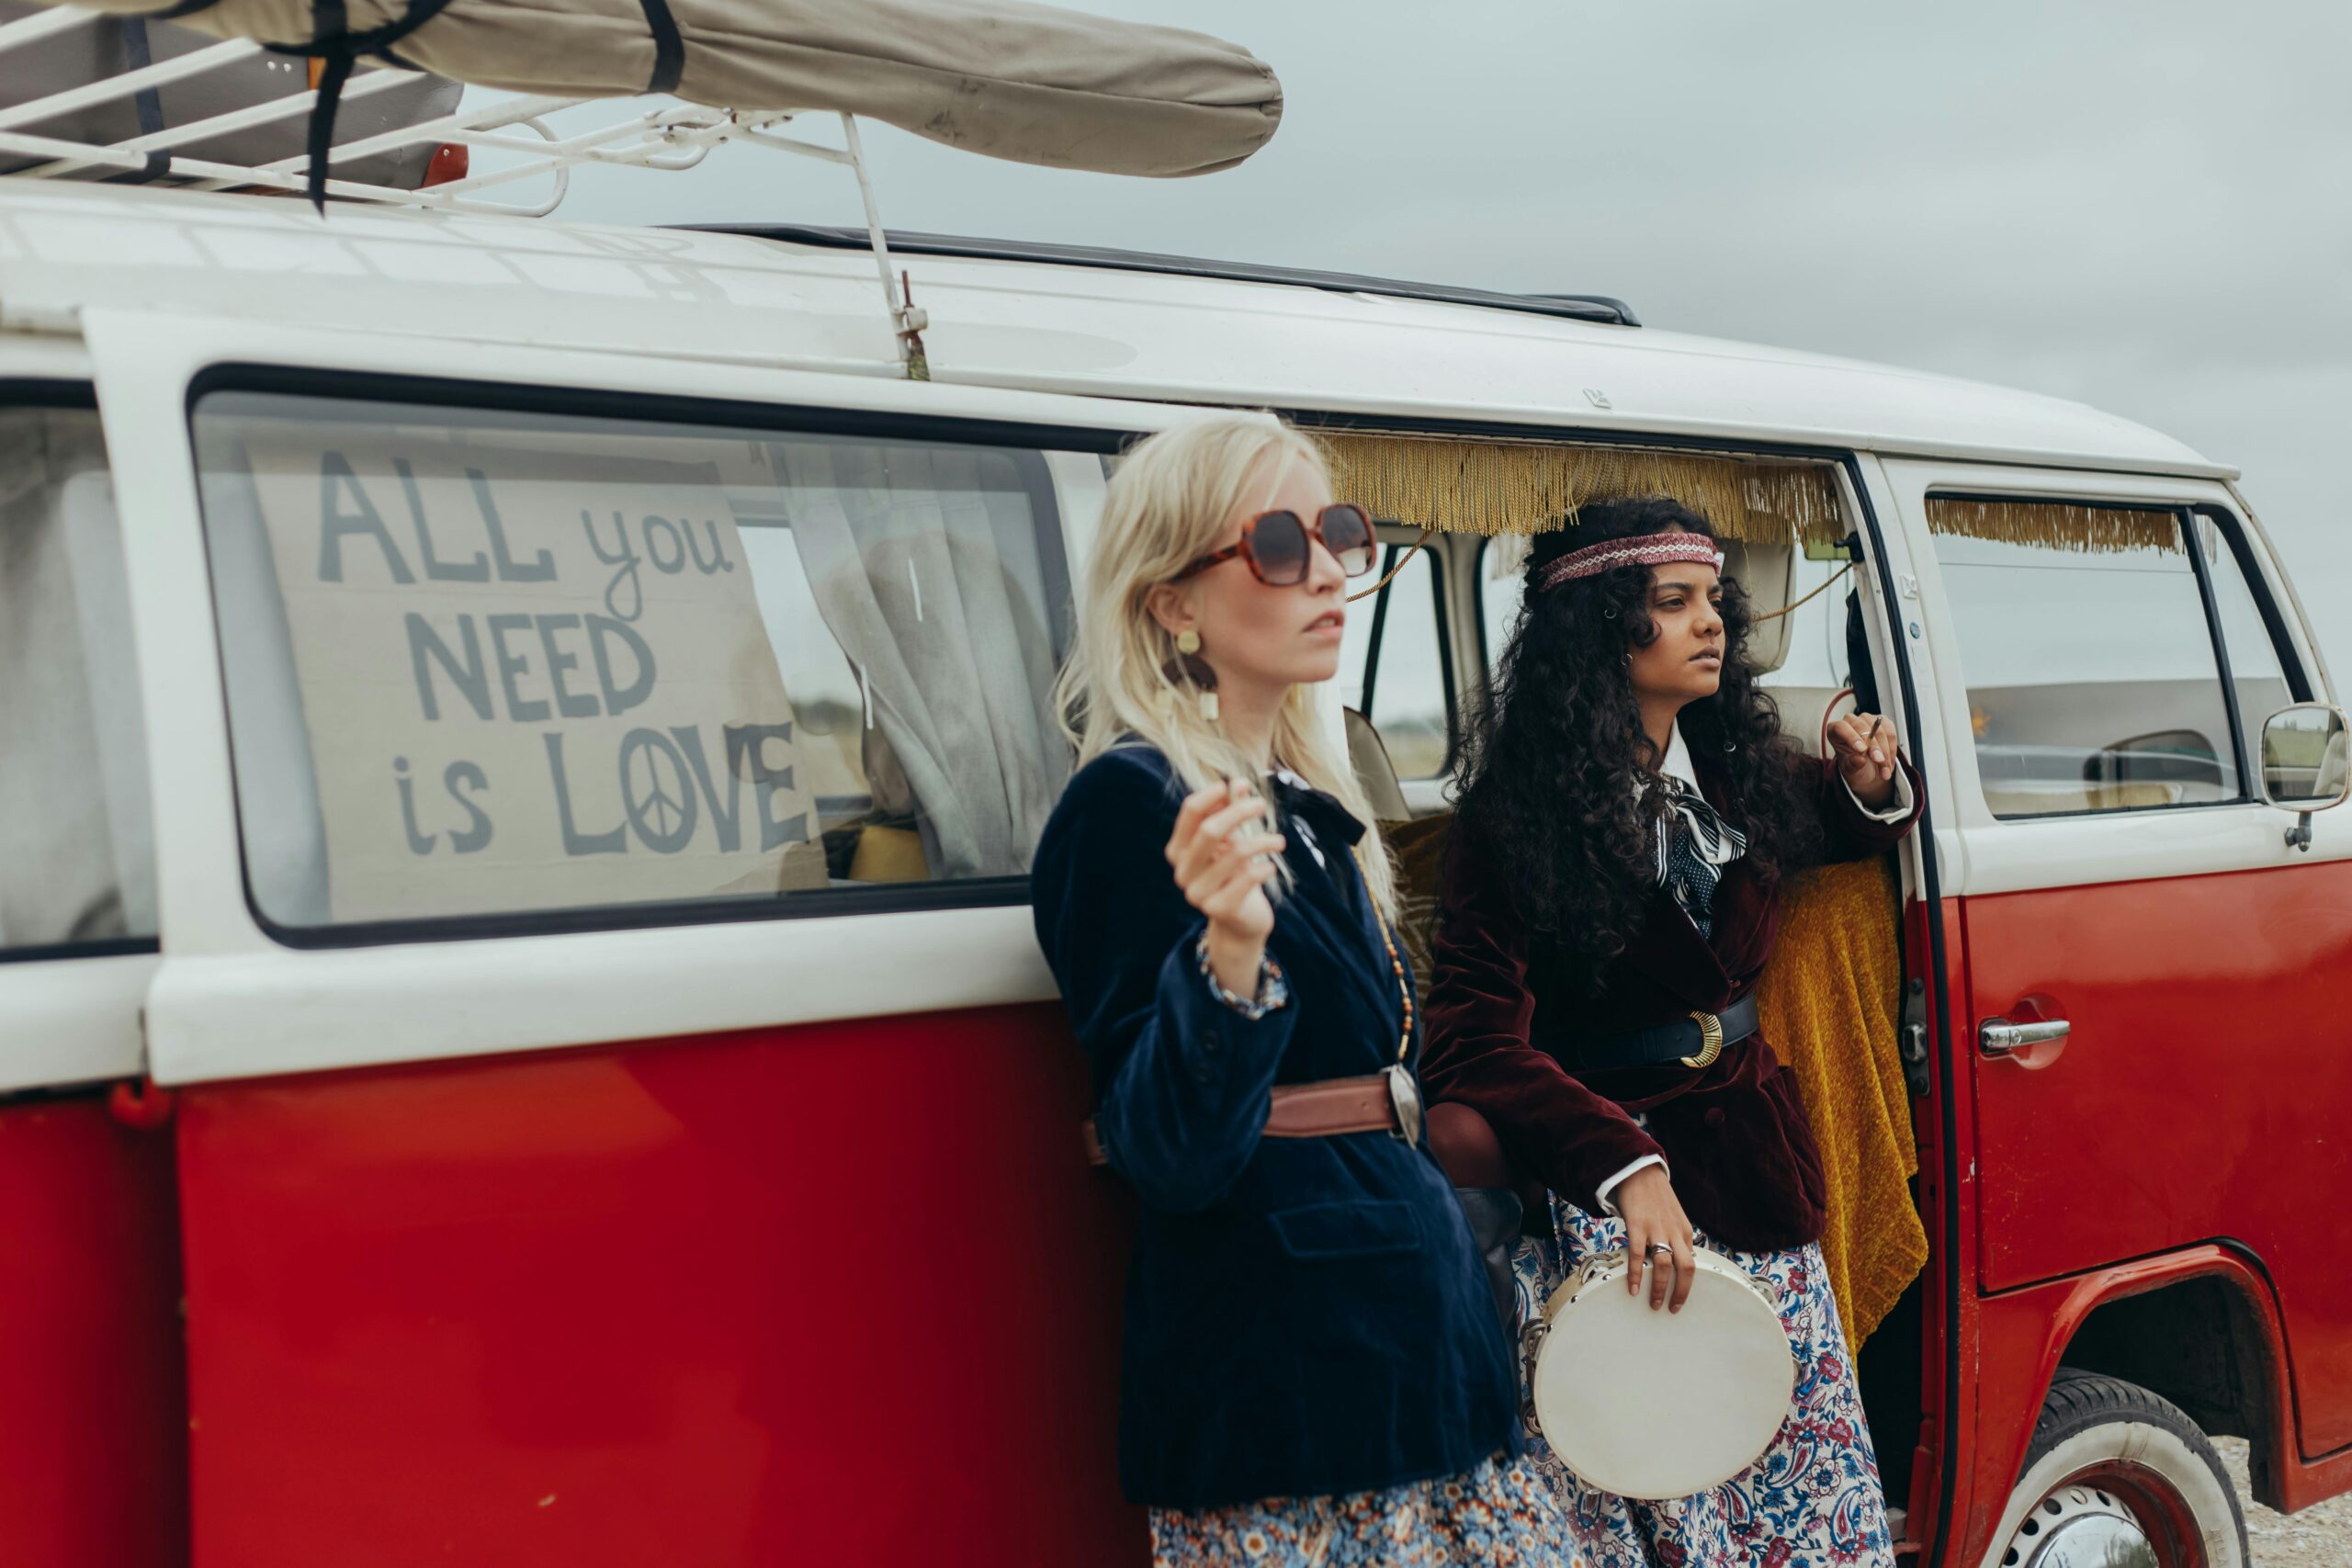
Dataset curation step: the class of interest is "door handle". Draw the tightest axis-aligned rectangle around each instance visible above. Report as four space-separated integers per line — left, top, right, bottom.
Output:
1979 1017 2070 1058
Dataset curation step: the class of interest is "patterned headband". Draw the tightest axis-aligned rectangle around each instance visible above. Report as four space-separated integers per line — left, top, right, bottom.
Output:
1534 532 1725 593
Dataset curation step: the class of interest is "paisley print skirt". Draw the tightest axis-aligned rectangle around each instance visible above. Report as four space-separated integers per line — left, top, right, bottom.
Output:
1148 1449 1580 1567
1510 1195 1895 1568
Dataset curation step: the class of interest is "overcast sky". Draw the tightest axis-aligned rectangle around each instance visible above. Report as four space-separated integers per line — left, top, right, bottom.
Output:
531 1 2352 677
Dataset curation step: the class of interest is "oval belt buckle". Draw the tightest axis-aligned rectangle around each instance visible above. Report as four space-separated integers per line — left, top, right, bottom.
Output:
1385 1062 1424 1147
1680 1010 1724 1070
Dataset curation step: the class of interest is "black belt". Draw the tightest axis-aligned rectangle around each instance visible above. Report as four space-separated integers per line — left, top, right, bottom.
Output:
1572 995 1759 1074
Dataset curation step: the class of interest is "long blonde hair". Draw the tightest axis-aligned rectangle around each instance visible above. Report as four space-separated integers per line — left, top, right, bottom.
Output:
1055 411 1396 915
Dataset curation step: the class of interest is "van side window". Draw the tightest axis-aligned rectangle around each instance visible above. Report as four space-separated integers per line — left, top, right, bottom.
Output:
1753 550 1854 691
193 389 1086 936
1928 499 2253 818
1337 541 1451 779
1476 536 1524 677
0 404 155 954
1747 540 1871 754
2194 508 2307 728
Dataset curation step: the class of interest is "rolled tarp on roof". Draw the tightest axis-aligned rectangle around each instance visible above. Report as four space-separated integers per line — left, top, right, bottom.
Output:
40 0 1283 177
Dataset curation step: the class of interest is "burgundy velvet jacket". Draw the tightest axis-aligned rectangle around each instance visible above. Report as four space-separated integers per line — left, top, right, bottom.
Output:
1420 751 1924 1253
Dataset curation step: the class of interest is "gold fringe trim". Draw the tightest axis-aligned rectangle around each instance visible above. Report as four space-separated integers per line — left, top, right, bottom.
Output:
1925 497 2180 554
1313 433 2183 558
1317 432 1848 547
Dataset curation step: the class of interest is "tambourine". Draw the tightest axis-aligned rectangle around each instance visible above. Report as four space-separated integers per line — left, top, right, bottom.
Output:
1527 1245 1796 1500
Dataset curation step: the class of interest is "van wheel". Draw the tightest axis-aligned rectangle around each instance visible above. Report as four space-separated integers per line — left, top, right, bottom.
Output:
1985 1370 2246 1568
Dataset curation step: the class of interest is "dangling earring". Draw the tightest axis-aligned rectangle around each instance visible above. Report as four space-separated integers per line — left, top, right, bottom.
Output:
1163 627 1220 721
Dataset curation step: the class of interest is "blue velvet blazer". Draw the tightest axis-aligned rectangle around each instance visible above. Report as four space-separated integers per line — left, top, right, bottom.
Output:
1031 745 1519 1510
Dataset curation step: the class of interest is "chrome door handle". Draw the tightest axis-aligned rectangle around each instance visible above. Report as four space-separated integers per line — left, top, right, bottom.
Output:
1979 1017 2070 1057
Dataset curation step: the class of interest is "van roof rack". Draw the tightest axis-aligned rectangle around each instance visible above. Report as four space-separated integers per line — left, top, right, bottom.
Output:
684 223 1643 329
0 7 944 373
0 6 751 216
0 9 1624 367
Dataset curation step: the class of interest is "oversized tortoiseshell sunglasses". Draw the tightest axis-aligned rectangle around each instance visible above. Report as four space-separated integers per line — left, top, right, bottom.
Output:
1171 503 1377 586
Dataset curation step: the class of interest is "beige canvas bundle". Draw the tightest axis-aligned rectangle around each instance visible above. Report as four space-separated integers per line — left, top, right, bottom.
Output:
28 0 1282 186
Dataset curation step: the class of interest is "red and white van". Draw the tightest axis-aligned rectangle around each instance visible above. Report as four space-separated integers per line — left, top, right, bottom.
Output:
2 171 2346 1568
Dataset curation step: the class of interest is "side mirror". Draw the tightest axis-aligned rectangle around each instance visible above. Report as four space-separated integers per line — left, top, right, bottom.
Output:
2259 702 2352 851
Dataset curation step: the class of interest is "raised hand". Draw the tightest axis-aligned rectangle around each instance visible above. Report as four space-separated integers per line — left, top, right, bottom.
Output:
1166 779 1283 997
1826 711 1898 809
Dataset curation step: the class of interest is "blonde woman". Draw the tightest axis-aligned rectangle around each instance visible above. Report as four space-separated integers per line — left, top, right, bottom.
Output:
1032 412 1570 1566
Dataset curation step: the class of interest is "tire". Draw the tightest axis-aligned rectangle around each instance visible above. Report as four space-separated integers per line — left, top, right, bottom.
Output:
1983 1369 2248 1568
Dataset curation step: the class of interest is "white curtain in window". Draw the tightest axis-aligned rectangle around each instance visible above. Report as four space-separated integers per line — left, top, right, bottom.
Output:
0 412 153 948
772 440 1067 879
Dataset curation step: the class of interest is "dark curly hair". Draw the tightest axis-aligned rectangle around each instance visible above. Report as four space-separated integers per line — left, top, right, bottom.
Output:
1451 496 1820 985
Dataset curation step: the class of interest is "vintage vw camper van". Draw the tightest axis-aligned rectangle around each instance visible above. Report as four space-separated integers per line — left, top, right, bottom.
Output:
3 164 2348 1568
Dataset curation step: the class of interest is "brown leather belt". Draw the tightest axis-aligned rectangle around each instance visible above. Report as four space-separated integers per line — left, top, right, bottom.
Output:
1083 1067 1423 1168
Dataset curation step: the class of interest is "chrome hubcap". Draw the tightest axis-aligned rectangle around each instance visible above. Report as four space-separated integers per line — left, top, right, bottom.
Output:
2005 1483 2159 1568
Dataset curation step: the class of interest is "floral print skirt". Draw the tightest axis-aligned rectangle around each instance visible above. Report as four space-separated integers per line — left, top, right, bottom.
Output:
1510 1195 1895 1568
1148 1449 1580 1567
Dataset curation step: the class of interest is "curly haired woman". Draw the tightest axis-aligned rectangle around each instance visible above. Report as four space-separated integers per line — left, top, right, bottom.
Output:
1423 496 1920 1567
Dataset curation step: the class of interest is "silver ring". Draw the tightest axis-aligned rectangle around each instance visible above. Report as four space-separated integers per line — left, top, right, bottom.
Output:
1645 1243 1674 1257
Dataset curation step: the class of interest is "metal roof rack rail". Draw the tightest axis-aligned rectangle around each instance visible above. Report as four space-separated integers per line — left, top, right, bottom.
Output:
682 223 1642 329
0 6 937 374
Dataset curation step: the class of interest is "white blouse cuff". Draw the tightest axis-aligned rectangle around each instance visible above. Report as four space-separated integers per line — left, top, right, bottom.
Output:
1842 763 1915 824
1594 1154 1668 1216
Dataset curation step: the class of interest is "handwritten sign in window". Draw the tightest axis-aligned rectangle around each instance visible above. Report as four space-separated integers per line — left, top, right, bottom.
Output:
200 393 1080 935
242 434 824 923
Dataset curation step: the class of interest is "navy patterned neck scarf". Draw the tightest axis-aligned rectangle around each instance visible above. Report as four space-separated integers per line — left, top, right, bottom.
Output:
1652 775 1748 940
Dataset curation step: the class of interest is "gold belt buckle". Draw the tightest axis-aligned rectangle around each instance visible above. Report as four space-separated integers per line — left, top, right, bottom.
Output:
1680 1010 1724 1070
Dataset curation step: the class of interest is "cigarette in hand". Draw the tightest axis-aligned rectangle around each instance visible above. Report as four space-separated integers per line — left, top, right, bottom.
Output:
1863 715 1890 773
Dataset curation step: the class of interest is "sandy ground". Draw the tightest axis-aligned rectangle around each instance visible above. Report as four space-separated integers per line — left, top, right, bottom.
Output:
2217 1438 2352 1566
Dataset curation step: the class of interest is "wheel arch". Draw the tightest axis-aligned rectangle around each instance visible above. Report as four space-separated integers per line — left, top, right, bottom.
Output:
1996 1246 2292 1515
2058 1262 2285 1507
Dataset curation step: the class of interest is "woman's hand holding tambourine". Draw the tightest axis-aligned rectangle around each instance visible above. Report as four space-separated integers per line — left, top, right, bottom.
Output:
1826 710 1898 811
1167 780 1283 998
1613 1165 1697 1314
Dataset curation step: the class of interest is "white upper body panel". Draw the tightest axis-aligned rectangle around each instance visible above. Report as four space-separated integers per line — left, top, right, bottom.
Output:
3 178 2299 1093
0 179 2225 479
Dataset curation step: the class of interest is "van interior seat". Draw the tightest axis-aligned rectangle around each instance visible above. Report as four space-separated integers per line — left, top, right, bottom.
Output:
1349 706 1452 1004
1344 706 1411 823
1770 683 1857 761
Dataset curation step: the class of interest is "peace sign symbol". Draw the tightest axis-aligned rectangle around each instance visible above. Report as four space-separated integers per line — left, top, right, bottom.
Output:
621 728 699 853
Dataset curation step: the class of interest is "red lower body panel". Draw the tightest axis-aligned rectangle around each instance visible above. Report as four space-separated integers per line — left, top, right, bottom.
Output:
0 1093 187 1567
175 1002 1141 1567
